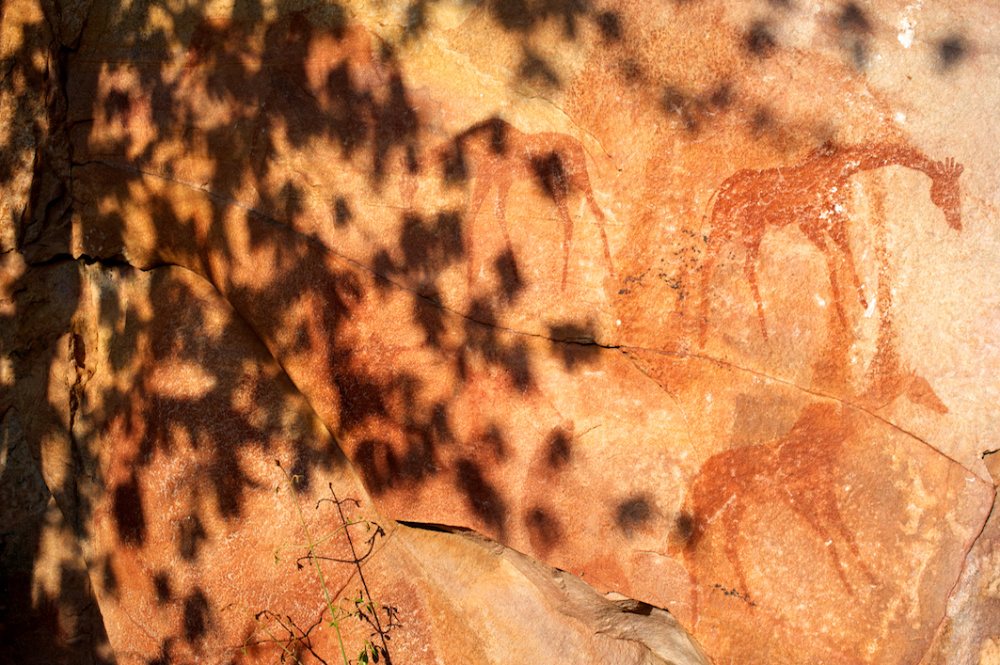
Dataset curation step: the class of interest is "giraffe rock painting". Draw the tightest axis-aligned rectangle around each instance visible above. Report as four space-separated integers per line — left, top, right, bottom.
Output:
22 0 1000 663
697 143 964 346
441 117 616 289
678 402 875 623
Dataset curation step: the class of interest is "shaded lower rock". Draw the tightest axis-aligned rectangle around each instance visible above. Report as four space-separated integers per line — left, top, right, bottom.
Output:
0 410 115 665
1 255 116 665
4 257 704 665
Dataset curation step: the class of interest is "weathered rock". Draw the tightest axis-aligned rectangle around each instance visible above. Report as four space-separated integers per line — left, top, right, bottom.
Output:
1 253 114 664
4 0 1000 662
919 457 1000 665
0 0 50 252
54 260 705 664
0 408 113 665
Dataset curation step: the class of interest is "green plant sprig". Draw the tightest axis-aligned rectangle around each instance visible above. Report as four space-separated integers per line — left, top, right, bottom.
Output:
270 460 394 665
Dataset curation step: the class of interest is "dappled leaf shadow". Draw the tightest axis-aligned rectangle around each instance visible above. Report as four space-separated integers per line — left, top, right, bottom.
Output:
2 0 668 660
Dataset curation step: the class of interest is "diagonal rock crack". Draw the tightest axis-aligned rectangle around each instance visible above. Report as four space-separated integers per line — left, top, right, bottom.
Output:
67 159 972 475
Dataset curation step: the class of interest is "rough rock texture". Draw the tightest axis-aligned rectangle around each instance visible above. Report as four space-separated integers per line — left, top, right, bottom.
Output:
2 0 999 663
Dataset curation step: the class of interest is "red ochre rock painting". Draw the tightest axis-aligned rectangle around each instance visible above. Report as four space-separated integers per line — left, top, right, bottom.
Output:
439 116 616 288
4 1 999 664
681 402 874 618
672 395 989 665
698 143 963 344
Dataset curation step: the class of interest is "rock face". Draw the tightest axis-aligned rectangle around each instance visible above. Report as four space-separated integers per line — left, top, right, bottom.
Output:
2 0 998 663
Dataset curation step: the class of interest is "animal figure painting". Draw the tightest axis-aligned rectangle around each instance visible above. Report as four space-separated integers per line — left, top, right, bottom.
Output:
442 117 615 289
697 143 963 345
679 402 875 623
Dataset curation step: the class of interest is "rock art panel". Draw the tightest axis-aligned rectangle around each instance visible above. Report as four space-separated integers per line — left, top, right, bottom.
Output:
4 0 1000 663
676 398 988 664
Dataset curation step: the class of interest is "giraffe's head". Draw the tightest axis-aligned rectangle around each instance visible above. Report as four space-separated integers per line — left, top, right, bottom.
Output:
929 158 964 230
903 373 950 415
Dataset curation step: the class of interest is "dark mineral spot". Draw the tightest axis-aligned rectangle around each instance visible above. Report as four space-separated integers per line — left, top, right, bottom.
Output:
938 35 967 69
596 11 622 42
745 21 777 57
615 496 653 536
837 2 871 34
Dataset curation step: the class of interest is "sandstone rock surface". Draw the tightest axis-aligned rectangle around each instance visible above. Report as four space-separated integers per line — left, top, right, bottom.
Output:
2 0 998 663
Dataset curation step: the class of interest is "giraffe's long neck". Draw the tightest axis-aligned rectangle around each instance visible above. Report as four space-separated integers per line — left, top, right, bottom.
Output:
848 144 938 178
459 117 515 156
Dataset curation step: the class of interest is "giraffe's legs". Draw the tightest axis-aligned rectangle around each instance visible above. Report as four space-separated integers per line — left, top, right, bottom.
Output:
724 501 751 601
494 173 514 253
800 508 854 593
586 192 616 277
554 192 574 290
743 240 768 341
682 540 702 628
803 227 849 331
466 169 493 285
828 218 868 311
834 516 876 586
821 489 876 585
